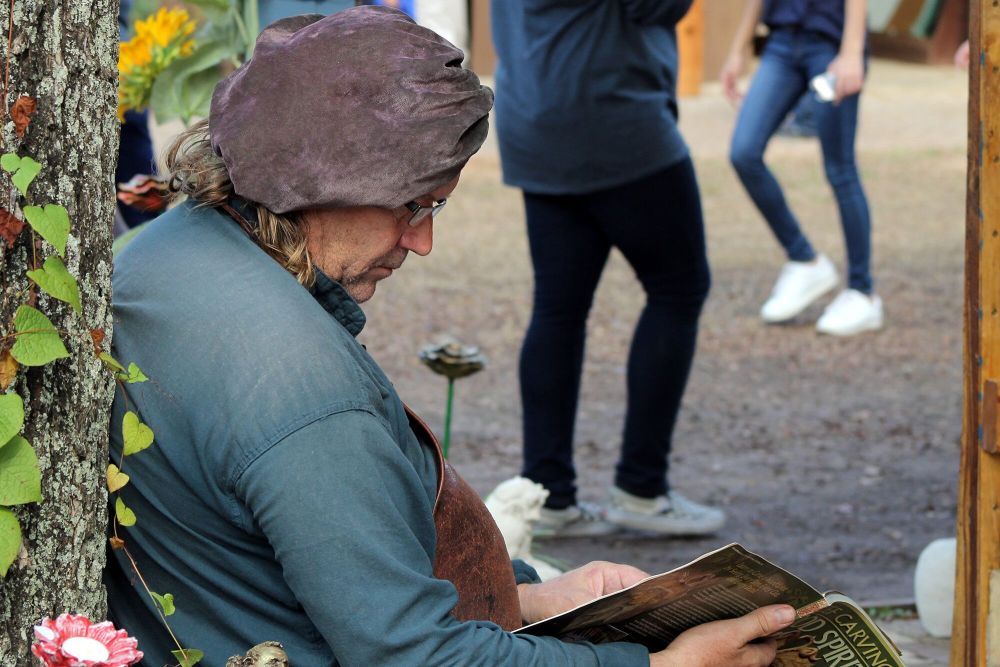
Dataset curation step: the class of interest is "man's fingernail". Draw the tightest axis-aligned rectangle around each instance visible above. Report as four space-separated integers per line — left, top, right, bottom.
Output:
774 606 796 625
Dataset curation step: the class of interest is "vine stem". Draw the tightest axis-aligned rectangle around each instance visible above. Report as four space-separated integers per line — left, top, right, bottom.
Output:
116 541 192 662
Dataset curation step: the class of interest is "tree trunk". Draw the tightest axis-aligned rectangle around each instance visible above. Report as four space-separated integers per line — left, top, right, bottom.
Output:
0 1 118 664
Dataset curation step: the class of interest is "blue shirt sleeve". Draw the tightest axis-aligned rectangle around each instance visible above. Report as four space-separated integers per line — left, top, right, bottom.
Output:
618 0 694 26
513 559 543 585
236 410 650 666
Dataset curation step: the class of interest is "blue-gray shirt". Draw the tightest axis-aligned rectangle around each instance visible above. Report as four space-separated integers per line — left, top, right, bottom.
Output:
492 0 693 195
104 201 649 666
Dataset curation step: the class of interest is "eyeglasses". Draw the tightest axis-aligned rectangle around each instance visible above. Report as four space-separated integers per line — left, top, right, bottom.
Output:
403 198 447 227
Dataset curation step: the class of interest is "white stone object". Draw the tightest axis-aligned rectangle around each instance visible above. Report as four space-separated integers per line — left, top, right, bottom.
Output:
485 476 564 581
914 537 956 638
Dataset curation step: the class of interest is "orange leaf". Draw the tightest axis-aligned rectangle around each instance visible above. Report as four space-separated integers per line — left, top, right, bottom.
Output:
109 536 125 550
10 95 37 138
0 207 24 248
0 350 17 390
90 328 106 356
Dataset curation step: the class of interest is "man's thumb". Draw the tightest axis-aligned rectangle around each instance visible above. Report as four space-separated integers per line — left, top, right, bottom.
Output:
738 605 797 642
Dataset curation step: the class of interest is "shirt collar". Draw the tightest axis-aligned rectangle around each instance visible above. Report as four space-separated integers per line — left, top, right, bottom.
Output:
309 268 367 337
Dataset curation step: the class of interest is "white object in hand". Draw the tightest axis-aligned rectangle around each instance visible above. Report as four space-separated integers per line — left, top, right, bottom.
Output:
810 72 837 102
485 476 564 581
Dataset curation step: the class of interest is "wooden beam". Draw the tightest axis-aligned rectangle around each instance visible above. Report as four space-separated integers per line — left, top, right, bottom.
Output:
953 3 1000 665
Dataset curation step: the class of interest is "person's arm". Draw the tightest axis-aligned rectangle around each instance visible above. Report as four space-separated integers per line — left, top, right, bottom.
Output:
719 0 764 105
518 563 797 667
618 0 695 27
236 410 650 666
828 0 867 103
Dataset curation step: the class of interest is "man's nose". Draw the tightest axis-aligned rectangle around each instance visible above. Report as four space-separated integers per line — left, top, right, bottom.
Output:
399 219 433 256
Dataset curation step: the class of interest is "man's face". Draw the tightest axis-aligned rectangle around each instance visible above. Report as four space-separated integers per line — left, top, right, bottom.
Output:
299 175 460 303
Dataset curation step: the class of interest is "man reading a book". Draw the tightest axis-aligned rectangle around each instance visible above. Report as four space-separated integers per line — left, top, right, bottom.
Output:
104 6 795 665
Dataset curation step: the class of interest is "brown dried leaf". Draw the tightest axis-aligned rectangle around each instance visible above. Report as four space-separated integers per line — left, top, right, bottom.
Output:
108 536 125 550
0 207 24 248
90 328 106 356
10 95 37 138
0 350 17 390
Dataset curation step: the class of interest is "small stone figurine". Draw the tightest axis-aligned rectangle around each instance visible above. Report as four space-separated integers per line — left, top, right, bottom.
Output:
226 641 290 667
485 476 564 581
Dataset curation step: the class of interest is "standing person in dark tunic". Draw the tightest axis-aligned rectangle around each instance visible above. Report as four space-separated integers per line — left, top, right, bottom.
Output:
491 1 725 538
721 0 882 336
104 7 794 666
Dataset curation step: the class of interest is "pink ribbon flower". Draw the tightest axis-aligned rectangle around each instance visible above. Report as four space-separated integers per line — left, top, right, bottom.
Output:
31 614 142 667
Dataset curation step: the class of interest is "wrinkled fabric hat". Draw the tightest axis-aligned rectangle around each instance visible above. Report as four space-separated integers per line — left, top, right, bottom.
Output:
209 6 494 214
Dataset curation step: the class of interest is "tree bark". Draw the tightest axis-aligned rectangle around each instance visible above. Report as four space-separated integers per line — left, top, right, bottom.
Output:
0 1 118 664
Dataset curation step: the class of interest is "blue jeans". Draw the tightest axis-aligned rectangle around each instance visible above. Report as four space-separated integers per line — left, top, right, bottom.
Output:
519 159 710 508
730 28 873 293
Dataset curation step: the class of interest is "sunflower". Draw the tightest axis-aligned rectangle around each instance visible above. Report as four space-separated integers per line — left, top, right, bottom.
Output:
117 8 197 121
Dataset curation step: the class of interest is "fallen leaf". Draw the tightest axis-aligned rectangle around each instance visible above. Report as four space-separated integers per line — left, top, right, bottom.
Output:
0 208 24 248
89 329 105 356
0 351 16 391
108 536 125 550
9 96 36 138
106 463 130 492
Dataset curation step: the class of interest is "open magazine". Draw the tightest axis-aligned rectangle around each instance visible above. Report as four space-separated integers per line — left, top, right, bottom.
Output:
515 543 905 667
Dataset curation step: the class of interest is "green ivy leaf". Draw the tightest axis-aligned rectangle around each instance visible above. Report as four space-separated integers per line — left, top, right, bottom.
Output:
23 205 70 257
0 436 42 505
0 393 24 448
171 649 204 667
10 305 69 367
121 362 149 384
122 411 154 456
0 154 42 197
115 497 136 527
151 591 176 616
0 507 21 577
99 352 126 372
26 255 81 313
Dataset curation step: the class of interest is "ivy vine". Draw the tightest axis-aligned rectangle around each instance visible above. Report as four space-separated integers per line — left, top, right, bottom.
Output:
0 133 202 666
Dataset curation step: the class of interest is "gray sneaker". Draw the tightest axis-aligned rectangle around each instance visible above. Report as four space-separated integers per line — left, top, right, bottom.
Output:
533 502 618 538
605 487 726 536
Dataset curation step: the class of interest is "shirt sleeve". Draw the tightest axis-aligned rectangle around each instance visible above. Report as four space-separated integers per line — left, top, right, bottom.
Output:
618 0 694 26
235 409 650 667
513 559 542 585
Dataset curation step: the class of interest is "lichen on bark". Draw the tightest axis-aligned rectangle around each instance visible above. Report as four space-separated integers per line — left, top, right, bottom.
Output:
0 1 118 665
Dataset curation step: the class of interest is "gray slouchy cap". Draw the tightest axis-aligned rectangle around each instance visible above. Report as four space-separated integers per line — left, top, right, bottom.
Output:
209 6 494 214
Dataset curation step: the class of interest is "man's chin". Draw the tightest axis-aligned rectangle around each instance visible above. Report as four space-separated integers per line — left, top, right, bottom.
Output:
345 281 378 304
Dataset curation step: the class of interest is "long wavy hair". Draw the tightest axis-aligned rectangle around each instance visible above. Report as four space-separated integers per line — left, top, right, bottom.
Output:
165 119 316 286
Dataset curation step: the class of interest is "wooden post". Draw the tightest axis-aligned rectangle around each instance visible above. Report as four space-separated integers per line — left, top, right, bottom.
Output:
953 3 1000 665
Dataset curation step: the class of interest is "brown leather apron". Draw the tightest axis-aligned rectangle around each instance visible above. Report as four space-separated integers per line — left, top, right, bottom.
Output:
405 407 523 631
220 203 522 631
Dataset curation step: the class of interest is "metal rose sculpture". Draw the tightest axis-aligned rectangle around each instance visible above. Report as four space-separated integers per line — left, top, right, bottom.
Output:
31 614 143 667
419 338 486 458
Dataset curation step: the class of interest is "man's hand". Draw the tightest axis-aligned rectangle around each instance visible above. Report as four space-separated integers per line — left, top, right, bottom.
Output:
827 52 864 104
650 604 797 667
720 52 747 106
517 561 649 625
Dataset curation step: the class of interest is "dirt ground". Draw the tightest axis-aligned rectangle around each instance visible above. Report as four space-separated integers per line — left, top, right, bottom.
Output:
353 59 968 601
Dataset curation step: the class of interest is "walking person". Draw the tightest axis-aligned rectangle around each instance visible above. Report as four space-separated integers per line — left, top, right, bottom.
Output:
721 0 883 336
492 0 725 537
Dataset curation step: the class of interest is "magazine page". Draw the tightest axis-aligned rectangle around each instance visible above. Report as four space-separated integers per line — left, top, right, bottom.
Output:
515 544 825 652
774 597 905 666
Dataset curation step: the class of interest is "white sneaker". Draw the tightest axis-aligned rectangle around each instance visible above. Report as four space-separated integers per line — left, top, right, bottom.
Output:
605 487 726 536
816 289 884 336
534 502 618 538
760 254 839 323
